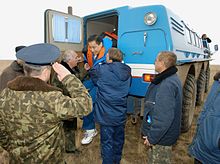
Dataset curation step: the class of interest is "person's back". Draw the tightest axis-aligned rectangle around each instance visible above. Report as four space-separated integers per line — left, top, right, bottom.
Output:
90 47 131 164
0 43 92 163
1 81 68 163
90 58 131 125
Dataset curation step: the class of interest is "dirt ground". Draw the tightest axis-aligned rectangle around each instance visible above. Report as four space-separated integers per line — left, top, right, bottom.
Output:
65 65 220 164
64 106 201 164
0 62 219 164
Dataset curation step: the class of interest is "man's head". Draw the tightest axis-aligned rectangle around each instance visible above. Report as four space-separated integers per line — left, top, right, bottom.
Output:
62 50 79 68
106 48 123 63
201 34 212 43
87 35 103 56
23 64 52 82
16 43 60 81
155 51 177 73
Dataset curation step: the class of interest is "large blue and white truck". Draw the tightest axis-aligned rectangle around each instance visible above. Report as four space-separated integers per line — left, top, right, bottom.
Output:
44 5 218 132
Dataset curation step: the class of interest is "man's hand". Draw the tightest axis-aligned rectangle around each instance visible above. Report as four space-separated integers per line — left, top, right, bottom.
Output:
143 136 151 147
52 62 71 81
84 63 91 71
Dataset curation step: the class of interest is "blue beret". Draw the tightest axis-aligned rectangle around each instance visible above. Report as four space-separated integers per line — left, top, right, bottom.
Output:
16 43 60 65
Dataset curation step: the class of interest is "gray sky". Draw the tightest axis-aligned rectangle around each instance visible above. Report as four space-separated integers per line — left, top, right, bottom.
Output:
1 0 219 64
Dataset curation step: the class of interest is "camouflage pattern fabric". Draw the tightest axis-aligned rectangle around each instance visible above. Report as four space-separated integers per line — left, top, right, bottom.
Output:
0 116 9 149
0 74 92 163
147 145 172 164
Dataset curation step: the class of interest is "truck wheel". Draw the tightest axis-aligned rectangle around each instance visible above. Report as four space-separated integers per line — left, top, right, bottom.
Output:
181 74 196 132
205 67 210 93
196 70 206 106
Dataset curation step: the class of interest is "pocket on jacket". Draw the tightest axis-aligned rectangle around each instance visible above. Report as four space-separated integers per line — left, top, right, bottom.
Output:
143 101 155 125
144 101 155 113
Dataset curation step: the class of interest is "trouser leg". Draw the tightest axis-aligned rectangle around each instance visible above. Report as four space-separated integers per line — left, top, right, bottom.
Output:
82 79 96 130
100 125 114 164
82 109 95 130
63 120 77 153
113 124 125 164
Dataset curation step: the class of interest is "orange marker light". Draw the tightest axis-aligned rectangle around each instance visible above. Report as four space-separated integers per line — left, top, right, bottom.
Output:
143 74 155 82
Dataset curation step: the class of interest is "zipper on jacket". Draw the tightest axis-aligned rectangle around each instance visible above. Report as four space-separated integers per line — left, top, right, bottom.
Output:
145 101 155 105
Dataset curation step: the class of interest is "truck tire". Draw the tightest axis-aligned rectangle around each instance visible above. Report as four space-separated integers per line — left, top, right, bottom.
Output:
181 74 196 132
205 67 210 93
196 70 206 106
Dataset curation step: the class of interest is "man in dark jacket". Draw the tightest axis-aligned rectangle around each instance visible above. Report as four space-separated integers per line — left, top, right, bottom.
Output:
90 48 131 164
0 45 26 161
0 46 26 92
141 51 182 164
188 72 220 164
51 49 83 153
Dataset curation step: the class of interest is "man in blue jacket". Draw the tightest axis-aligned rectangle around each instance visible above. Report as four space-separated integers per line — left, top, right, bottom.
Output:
81 34 113 145
141 51 182 163
188 72 220 164
90 48 131 164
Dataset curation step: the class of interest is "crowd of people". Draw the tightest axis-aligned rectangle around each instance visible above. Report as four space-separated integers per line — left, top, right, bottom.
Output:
0 32 219 164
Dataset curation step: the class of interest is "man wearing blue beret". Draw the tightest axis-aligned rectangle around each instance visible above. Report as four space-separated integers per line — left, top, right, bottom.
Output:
0 43 92 163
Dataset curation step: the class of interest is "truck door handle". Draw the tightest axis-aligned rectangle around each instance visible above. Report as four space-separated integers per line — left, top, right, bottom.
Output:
144 32 147 47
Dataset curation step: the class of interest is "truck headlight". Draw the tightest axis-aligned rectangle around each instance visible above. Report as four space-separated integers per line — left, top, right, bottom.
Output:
144 12 157 25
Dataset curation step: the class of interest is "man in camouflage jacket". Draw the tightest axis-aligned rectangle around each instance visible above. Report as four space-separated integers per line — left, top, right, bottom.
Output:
0 43 92 163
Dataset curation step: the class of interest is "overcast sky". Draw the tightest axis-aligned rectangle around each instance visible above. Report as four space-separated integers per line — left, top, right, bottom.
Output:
1 0 219 64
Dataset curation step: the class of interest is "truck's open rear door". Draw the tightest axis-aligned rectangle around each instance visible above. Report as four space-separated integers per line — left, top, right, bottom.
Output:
44 9 84 53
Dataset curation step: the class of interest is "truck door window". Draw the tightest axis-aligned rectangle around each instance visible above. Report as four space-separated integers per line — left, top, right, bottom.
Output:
53 14 65 42
52 14 81 43
68 18 81 43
